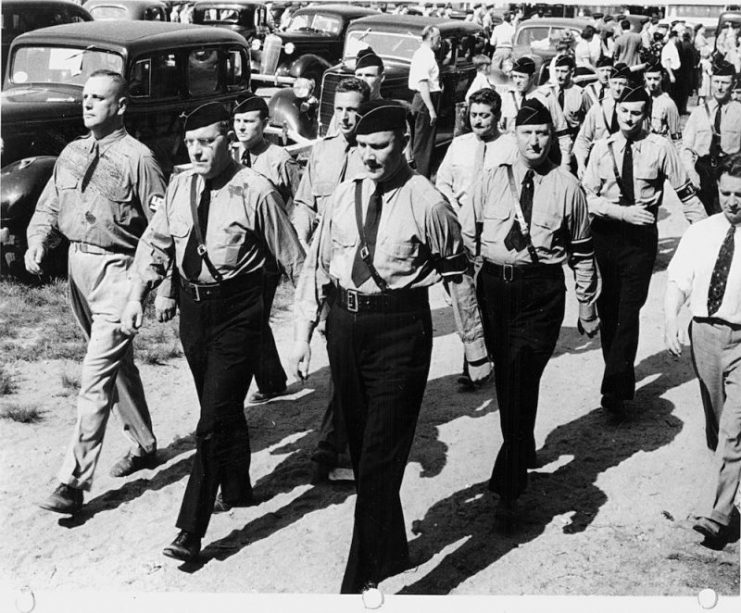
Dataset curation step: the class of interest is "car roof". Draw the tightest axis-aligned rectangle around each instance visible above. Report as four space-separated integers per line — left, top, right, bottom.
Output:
518 17 594 29
192 0 268 6
85 0 167 7
293 4 378 19
348 13 483 36
2 0 91 8
10 21 248 56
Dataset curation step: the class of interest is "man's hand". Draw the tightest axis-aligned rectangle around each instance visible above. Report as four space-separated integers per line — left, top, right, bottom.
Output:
429 109 438 126
621 204 655 226
664 317 683 357
468 359 492 383
578 302 600 337
688 169 701 188
290 340 311 381
154 296 177 323
576 164 586 181
121 300 144 336
24 244 46 275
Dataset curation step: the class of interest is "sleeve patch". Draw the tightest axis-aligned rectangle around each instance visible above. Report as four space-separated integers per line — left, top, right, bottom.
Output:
148 194 164 212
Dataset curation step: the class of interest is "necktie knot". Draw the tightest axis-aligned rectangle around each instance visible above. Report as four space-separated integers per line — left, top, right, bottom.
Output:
241 149 251 167
523 169 534 185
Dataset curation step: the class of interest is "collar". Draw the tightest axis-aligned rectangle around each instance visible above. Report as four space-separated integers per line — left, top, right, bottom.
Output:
88 126 127 152
206 158 241 191
607 130 649 149
374 160 412 198
514 157 553 184
240 138 270 156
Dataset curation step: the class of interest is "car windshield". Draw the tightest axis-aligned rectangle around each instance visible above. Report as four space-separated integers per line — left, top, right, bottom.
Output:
8 46 125 87
1 8 85 35
89 6 129 20
516 26 577 50
286 13 341 35
201 8 250 25
344 30 420 62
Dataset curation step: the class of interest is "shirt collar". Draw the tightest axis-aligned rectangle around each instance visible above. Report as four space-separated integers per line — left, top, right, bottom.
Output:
376 160 413 199
89 126 127 152
514 157 553 184
608 130 649 150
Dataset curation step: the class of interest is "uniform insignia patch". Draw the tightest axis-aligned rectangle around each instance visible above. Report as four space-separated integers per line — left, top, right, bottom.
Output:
149 194 164 212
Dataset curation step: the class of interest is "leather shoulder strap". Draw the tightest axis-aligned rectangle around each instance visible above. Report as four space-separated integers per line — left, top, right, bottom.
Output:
505 165 540 264
353 180 389 292
189 174 223 283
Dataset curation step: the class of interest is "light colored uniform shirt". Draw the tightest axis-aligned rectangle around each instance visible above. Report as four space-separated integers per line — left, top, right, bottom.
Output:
548 82 593 132
232 139 300 210
28 128 165 253
667 214 741 325
461 159 599 304
574 96 617 167
435 132 519 209
583 131 707 223
682 98 741 170
294 162 487 359
408 44 441 92
649 92 682 141
291 132 365 245
132 160 304 288
490 21 515 48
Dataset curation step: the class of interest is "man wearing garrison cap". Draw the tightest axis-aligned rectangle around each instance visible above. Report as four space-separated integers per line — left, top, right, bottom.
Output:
583 85 706 415
643 60 682 142
291 99 491 593
549 54 593 159
231 94 300 405
500 56 573 170
461 98 599 524
122 102 304 562
574 61 632 178
585 55 614 105
682 59 741 215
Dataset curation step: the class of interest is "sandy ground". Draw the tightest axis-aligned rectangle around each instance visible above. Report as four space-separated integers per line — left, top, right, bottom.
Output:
1 185 739 612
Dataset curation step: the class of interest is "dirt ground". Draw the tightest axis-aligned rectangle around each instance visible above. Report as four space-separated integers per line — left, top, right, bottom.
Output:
1 175 739 613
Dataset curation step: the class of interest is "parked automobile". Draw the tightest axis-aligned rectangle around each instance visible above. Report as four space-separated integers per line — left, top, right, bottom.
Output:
83 0 170 21
266 14 485 151
1 21 251 275
191 0 269 43
1 0 92 82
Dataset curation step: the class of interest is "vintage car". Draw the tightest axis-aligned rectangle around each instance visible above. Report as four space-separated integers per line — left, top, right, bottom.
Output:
250 3 378 90
265 14 485 150
1 0 92 82
1 21 251 275
191 0 270 43
83 0 170 21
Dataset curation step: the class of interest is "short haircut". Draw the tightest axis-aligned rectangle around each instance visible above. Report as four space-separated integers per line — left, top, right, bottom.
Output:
620 19 631 30
336 77 371 102
581 25 595 39
468 87 502 115
720 153 741 179
89 69 128 98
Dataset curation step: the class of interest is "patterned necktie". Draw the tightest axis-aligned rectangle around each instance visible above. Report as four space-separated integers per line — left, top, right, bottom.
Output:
80 140 99 191
504 169 534 252
621 138 635 204
350 185 382 287
558 88 565 110
241 149 251 168
707 225 735 316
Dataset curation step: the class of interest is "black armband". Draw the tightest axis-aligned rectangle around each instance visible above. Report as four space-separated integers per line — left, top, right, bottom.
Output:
436 251 469 276
569 236 594 259
676 182 698 202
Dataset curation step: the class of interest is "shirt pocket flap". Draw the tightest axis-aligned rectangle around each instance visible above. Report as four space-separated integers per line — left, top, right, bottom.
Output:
483 204 511 220
169 216 191 238
634 166 659 181
378 236 419 260
57 171 78 190
312 180 336 198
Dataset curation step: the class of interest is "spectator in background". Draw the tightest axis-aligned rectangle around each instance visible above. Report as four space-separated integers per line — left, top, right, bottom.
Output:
675 29 697 115
490 10 516 71
614 18 644 67
600 18 616 59
698 47 713 106
641 12 661 48
695 24 710 56
575 25 601 70
662 30 681 103
465 54 496 102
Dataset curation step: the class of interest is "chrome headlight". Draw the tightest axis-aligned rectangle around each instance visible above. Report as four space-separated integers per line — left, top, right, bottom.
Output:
285 42 295 55
251 38 262 51
292 77 315 99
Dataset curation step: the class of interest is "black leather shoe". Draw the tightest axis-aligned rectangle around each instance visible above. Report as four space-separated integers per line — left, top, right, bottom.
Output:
110 450 158 477
163 530 201 562
38 483 83 515
248 387 289 404
601 394 625 414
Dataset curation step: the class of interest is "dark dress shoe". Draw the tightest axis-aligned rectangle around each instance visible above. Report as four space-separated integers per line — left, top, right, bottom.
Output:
163 530 201 562
693 517 725 540
110 450 158 478
601 394 625 414
38 483 83 515
248 387 289 404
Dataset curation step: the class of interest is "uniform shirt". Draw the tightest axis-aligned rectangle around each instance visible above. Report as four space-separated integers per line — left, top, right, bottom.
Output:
231 139 300 209
408 44 441 92
583 131 707 223
667 214 741 324
435 132 519 209
547 82 593 132
461 159 599 304
584 80 608 105
133 160 304 288
28 128 165 253
649 92 682 141
574 96 617 167
682 98 741 168
490 20 515 49
291 132 365 245
294 162 487 359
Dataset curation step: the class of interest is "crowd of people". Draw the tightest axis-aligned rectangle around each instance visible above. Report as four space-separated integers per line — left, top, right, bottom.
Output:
21 15 741 598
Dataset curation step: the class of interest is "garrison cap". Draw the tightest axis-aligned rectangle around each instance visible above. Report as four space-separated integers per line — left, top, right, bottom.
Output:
643 59 663 74
617 84 651 105
733 75 741 90
355 99 407 135
182 102 229 132
712 59 736 77
511 56 536 75
554 54 576 69
356 47 385 72
610 62 631 80
233 94 269 117
515 98 552 126
596 55 614 68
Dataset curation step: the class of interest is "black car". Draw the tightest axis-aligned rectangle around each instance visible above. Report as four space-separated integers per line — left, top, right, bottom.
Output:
191 0 270 43
1 21 251 275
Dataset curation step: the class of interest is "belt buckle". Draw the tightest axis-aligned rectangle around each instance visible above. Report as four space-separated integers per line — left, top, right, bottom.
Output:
346 288 358 313
503 264 514 282
197 244 208 256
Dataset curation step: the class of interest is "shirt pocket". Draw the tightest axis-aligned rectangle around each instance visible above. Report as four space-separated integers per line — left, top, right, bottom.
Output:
104 180 136 227
168 214 191 238
531 211 562 252
221 225 246 265
312 180 337 199
57 170 79 190
634 165 659 202
376 236 420 276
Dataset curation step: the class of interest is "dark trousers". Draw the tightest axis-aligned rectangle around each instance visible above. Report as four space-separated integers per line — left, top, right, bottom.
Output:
592 218 657 402
176 277 263 538
313 378 347 465
254 272 287 393
696 157 722 216
326 302 432 593
477 266 565 500
410 92 440 179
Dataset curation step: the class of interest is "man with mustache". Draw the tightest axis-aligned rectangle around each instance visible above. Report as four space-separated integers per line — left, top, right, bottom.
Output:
583 85 706 415
461 98 600 524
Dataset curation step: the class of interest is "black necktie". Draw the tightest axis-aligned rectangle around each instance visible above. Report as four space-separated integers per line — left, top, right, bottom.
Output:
558 88 565 110
621 138 635 204
183 180 212 280
598 85 605 102
711 102 724 159
351 185 382 287
80 141 99 191
610 106 618 134
339 140 354 183
198 180 212 235
241 149 251 168
504 169 534 252
707 225 735 316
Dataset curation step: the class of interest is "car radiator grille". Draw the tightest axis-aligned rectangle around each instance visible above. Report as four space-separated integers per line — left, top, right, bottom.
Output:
319 70 343 137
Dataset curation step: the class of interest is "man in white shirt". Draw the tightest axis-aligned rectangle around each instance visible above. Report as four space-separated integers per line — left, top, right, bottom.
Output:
490 10 515 71
665 153 741 549
408 25 442 178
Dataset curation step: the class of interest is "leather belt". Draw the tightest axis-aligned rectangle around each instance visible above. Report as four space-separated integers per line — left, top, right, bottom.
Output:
71 242 134 256
334 285 428 314
481 260 562 282
693 316 741 331
179 270 262 302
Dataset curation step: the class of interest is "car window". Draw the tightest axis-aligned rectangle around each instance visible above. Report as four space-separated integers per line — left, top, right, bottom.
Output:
516 26 551 48
345 30 420 62
287 13 341 34
2 8 80 35
89 6 129 20
202 8 239 24
145 8 166 21
225 47 249 90
188 48 222 96
8 46 124 86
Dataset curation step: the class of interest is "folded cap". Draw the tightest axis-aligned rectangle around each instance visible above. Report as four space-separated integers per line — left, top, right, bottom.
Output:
617 83 651 105
515 98 552 126
355 99 407 135
554 54 575 69
610 62 631 80
712 59 736 77
511 56 536 76
233 94 269 116
356 47 384 71
181 102 229 132
596 55 614 68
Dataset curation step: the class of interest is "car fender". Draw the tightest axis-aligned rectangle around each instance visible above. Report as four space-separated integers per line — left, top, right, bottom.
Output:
267 88 318 142
289 54 332 86
1 156 57 229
